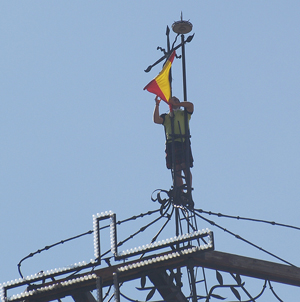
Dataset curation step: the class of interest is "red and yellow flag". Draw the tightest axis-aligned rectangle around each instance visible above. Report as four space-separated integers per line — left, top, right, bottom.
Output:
143 51 176 103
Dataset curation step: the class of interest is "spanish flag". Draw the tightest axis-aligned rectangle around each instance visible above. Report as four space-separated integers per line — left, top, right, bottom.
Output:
144 51 176 103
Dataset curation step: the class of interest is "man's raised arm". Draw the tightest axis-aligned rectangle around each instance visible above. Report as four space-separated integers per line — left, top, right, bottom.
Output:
180 101 194 114
153 96 164 124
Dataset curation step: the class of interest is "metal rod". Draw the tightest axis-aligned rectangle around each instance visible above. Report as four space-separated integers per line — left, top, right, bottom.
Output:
181 33 192 201
96 276 103 302
188 264 198 302
113 272 120 302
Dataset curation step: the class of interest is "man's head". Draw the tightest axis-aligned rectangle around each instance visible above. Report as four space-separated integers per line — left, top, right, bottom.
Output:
170 96 180 109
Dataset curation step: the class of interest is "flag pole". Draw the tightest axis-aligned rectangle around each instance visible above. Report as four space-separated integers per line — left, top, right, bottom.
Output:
172 14 194 205
171 15 194 293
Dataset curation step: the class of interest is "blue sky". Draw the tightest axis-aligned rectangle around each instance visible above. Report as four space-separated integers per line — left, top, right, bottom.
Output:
1 1 300 301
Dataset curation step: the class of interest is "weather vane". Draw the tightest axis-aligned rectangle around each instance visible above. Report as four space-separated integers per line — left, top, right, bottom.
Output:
144 12 194 74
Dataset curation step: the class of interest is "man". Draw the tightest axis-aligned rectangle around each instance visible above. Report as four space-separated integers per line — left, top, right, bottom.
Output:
153 95 194 190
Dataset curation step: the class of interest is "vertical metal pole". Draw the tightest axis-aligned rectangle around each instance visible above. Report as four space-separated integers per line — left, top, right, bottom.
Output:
111 214 118 258
113 272 120 302
181 33 192 201
97 218 101 264
181 33 188 103
96 276 103 302
188 265 198 302
166 26 172 92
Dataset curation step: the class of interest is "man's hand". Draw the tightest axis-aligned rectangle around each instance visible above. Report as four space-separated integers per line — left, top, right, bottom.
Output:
169 96 194 114
155 96 161 105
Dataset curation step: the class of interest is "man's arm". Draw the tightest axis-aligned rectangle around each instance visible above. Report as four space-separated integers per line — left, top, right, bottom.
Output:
180 101 194 114
169 98 194 113
153 96 164 124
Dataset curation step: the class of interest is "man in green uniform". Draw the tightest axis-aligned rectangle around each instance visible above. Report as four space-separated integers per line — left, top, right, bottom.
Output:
153 95 194 190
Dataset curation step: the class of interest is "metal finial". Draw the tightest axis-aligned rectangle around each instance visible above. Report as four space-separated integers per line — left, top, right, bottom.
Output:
172 14 193 34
